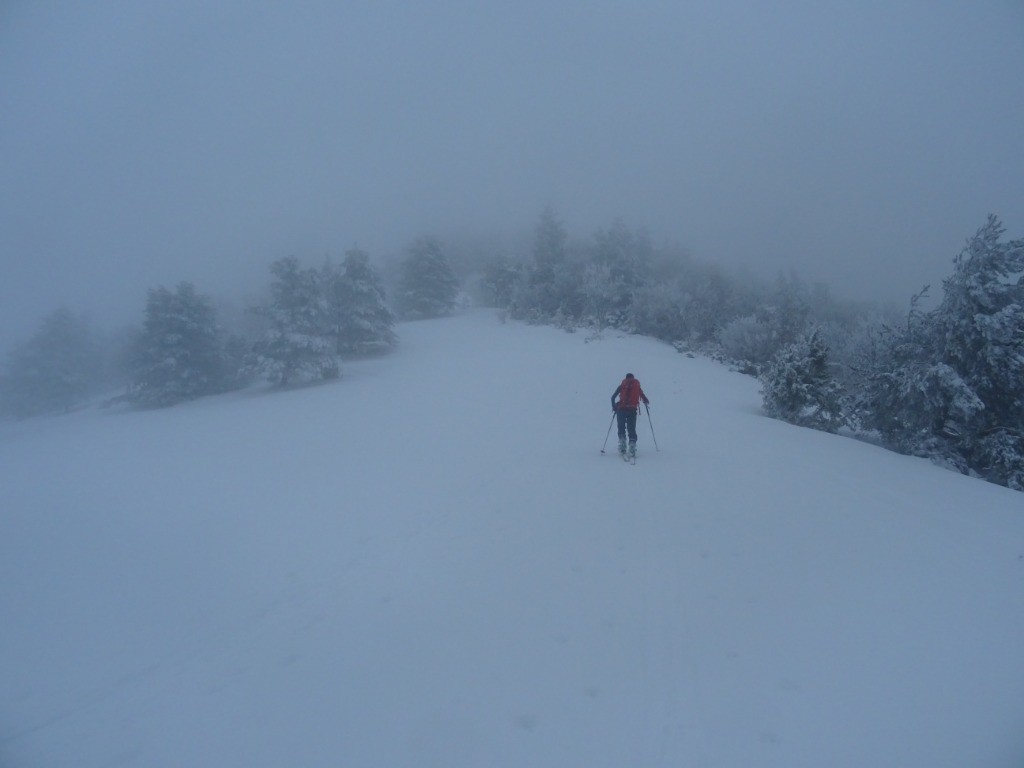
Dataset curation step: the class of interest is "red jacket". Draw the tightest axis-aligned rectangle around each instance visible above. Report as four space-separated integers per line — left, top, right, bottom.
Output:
612 377 649 411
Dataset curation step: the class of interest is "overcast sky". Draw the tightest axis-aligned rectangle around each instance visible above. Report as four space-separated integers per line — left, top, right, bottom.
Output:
2 1 1022 351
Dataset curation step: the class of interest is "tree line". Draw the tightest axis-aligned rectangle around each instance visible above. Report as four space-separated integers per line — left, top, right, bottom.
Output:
3 210 1021 490
752 216 1023 491
0 238 458 413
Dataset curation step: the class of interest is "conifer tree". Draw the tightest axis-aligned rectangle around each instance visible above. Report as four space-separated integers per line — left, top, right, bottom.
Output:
856 217 1024 488
718 314 778 372
930 216 1024 486
593 219 652 291
760 328 847 432
324 248 397 355
587 220 652 326
480 255 521 308
397 236 459 319
0 307 101 418
248 257 339 385
130 283 228 407
527 205 569 317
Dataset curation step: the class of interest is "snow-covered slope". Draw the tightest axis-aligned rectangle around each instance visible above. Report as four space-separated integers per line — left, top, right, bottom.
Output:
3 310 1023 767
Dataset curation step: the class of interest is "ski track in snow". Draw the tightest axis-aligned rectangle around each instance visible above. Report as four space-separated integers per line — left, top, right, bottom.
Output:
2 309 1023 768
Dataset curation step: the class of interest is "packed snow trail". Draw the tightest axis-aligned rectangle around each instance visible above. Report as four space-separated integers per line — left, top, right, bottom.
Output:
2 310 1023 767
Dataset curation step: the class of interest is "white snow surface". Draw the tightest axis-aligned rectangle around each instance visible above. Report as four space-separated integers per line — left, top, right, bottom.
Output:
2 309 1023 767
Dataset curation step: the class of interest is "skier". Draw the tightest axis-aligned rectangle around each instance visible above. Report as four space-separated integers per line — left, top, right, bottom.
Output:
611 372 650 458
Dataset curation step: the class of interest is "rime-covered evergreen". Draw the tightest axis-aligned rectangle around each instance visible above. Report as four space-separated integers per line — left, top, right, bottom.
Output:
323 249 396 356
588 219 652 327
129 283 229 407
760 328 847 432
851 292 958 464
509 212 664 331
0 308 102 418
495 208 775 345
516 205 572 319
248 256 339 385
719 272 813 371
933 216 1024 425
629 278 693 343
534 219 656 329
718 314 779 371
397 236 459 319
856 217 1024 488
479 255 521 308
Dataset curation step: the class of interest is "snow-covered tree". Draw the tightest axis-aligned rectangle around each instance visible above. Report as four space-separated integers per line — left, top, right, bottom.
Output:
578 261 628 327
974 428 1024 491
931 215 1024 427
532 206 567 274
851 292 935 446
929 216 1024 485
480 255 522 308
0 307 102 418
629 278 692 342
856 217 1024 488
525 205 569 317
323 248 396 356
129 283 229 407
715 273 815 371
718 315 779 371
397 236 459 319
770 270 811 348
760 328 847 433
592 219 652 292
248 256 338 385
588 219 652 324
676 261 749 344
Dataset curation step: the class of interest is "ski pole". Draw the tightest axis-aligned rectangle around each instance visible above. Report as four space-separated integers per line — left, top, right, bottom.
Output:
645 402 660 451
600 412 616 453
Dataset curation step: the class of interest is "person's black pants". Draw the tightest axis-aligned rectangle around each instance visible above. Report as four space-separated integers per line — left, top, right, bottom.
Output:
616 408 638 443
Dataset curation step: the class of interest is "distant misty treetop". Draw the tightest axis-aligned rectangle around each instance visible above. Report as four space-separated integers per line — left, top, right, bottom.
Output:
0 307 102 418
396 236 460 320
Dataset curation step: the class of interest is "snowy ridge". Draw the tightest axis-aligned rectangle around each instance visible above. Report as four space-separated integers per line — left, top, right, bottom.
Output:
2 309 1023 767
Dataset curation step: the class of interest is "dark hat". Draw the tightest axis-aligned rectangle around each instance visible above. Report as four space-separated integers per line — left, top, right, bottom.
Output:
625 373 635 379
